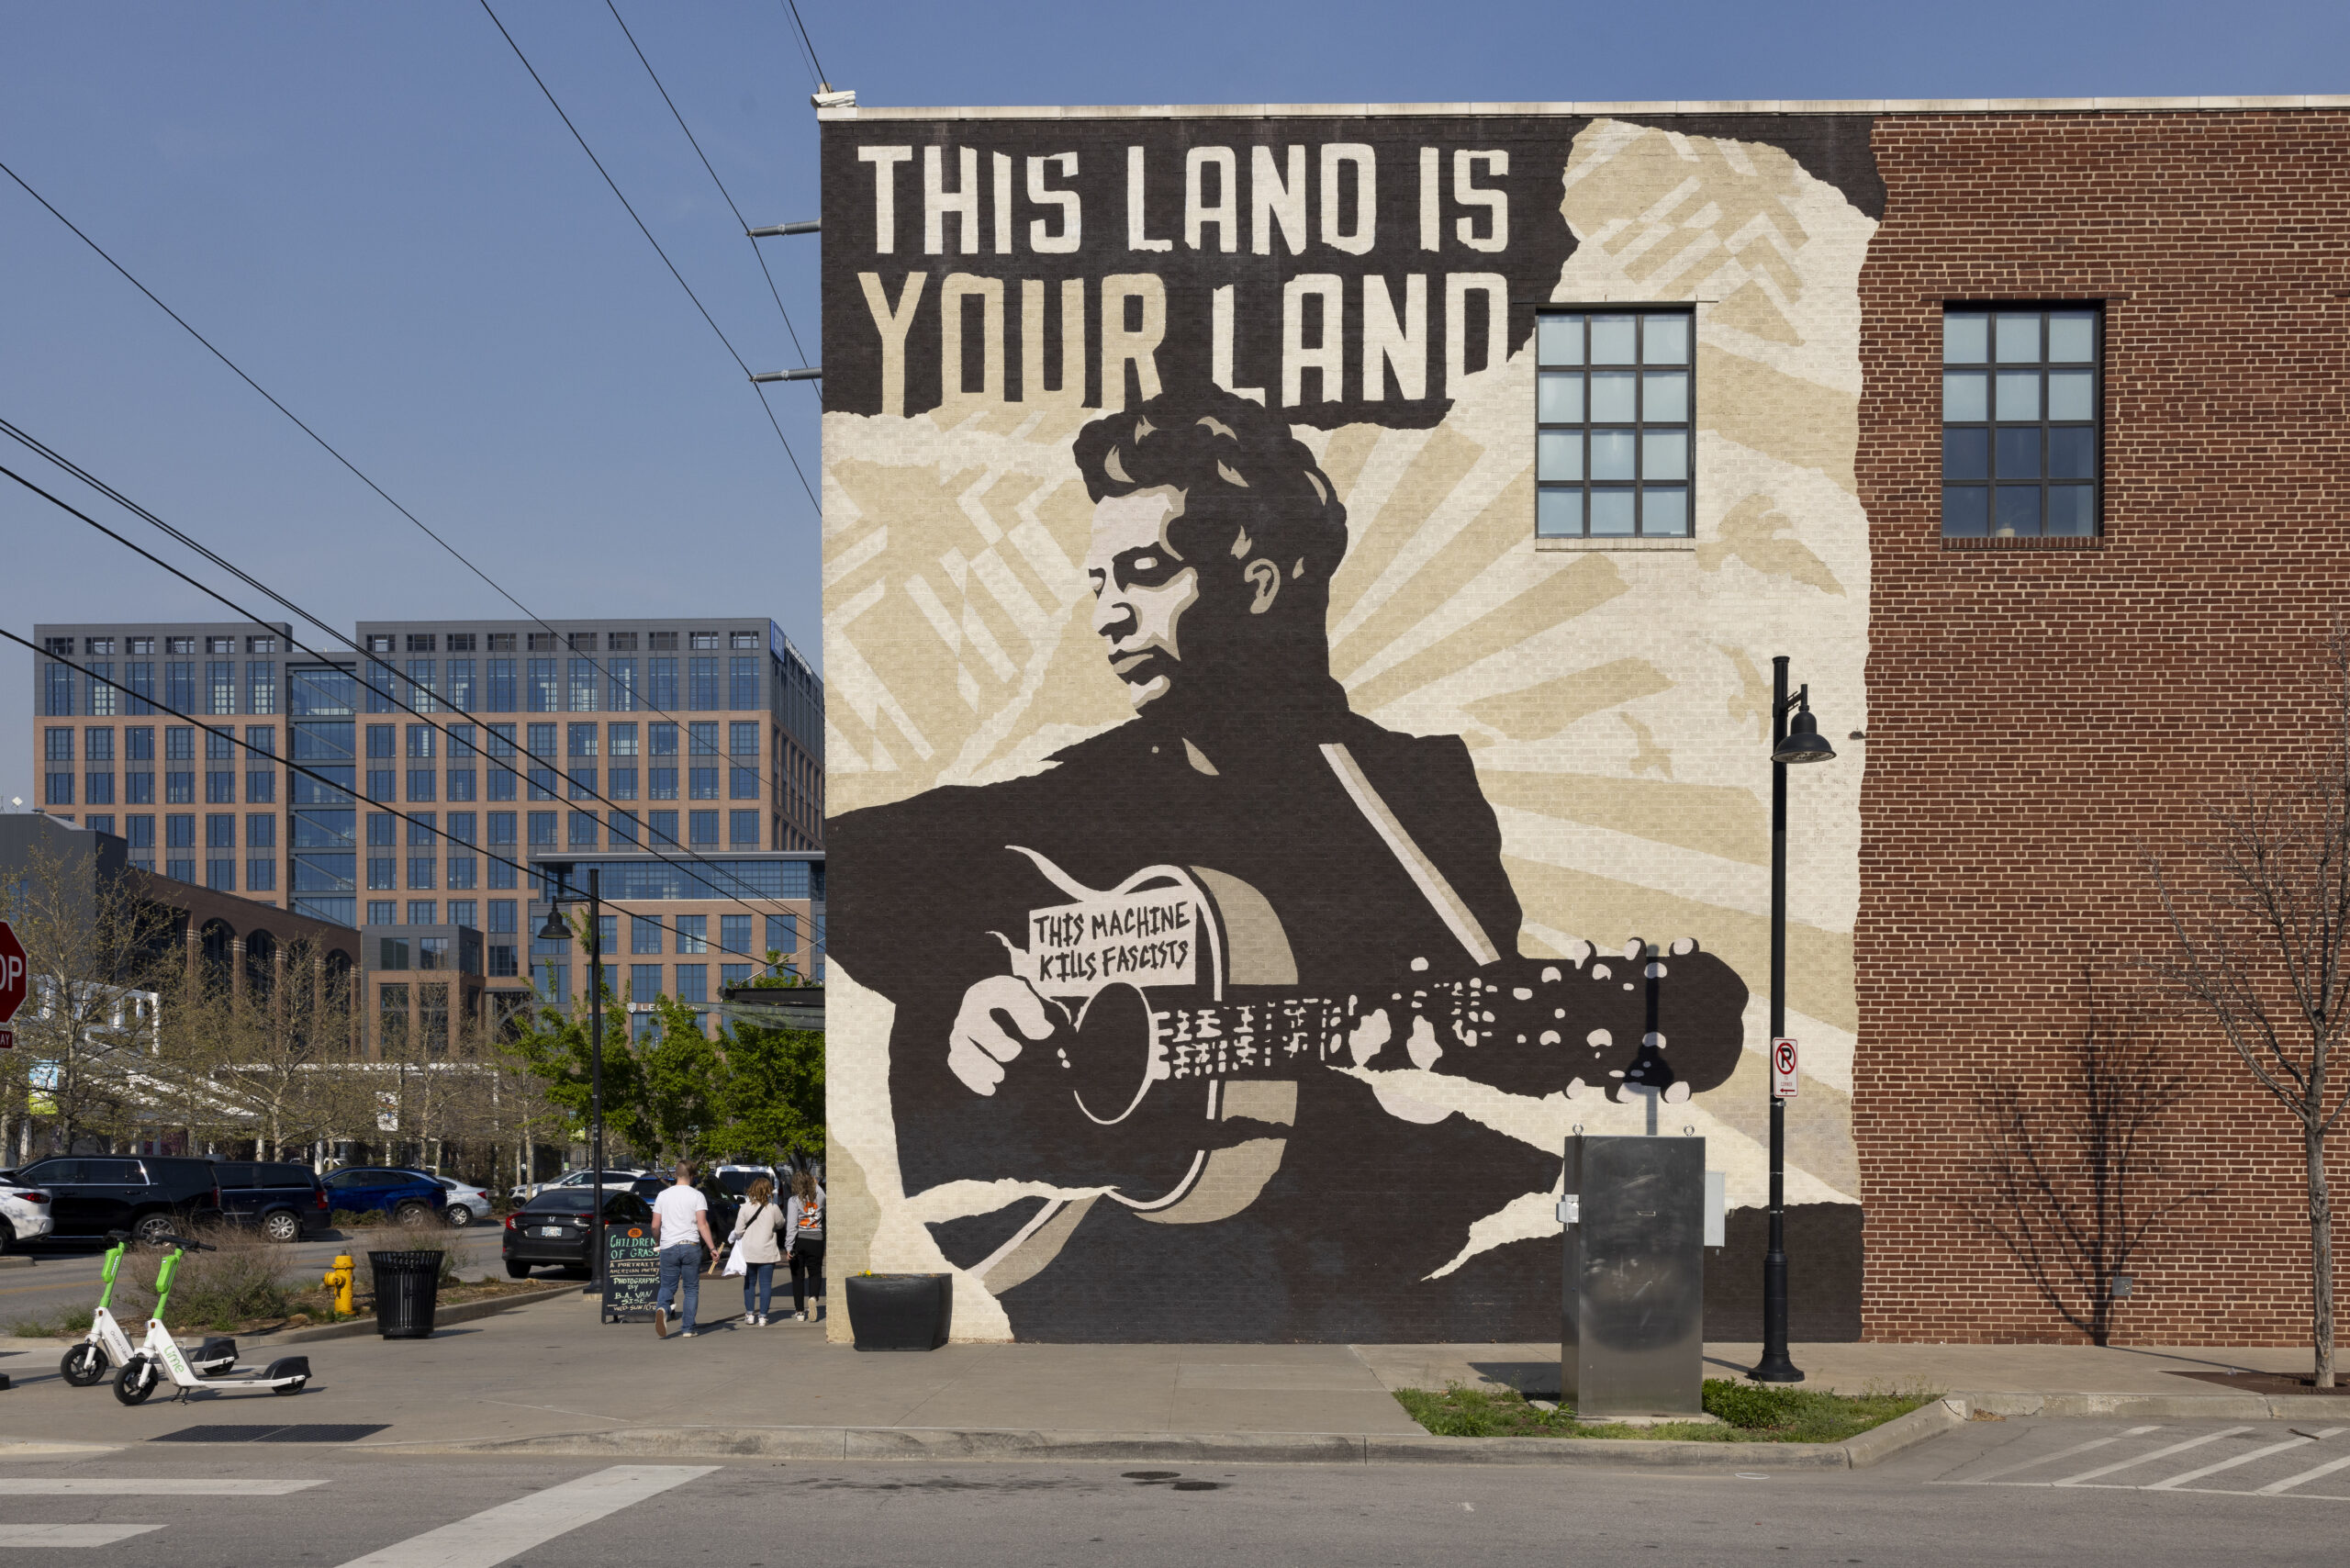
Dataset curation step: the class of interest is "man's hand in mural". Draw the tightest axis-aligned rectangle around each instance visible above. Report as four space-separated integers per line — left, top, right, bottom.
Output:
948 975 1065 1096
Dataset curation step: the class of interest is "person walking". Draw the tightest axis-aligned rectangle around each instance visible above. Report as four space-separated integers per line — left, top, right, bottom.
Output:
650 1159 720 1339
726 1175 787 1326
783 1169 825 1322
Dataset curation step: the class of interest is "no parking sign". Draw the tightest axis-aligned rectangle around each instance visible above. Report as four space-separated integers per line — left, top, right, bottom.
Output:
1771 1036 1799 1098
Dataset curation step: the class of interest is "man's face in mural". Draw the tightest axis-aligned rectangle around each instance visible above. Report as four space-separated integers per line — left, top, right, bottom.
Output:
1085 486 1286 714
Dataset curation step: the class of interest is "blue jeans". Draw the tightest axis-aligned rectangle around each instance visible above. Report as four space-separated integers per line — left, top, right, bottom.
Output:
743 1261 775 1316
655 1243 699 1328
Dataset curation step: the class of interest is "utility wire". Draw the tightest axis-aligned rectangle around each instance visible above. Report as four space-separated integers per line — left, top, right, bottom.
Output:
5 630 787 975
475 0 818 510
784 0 829 90
0 155 822 826
0 439 806 925
605 0 814 375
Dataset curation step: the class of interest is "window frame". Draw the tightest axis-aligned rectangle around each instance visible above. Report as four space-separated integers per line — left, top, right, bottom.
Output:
1533 307 1696 543
1939 303 2104 543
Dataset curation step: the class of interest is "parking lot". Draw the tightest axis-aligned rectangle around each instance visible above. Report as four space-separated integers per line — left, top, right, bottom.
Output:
1926 1417 2350 1503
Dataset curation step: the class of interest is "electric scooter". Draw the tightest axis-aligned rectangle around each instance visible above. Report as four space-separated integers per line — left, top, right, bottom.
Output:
59 1231 235 1387
111 1236 311 1406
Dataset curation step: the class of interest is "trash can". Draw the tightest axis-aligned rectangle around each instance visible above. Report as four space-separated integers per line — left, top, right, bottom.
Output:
368 1249 445 1339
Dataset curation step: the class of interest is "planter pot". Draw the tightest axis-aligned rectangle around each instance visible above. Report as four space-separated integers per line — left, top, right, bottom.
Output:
845 1272 952 1351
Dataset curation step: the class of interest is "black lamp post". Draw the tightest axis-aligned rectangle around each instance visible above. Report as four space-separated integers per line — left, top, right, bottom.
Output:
1752 655 1835 1384
538 864 604 1303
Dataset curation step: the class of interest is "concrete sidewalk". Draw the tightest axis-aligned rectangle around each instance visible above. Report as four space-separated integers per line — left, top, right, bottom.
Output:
0 1289 2335 1462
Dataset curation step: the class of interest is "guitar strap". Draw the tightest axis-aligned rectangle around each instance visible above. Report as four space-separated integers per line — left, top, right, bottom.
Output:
1318 742 1501 967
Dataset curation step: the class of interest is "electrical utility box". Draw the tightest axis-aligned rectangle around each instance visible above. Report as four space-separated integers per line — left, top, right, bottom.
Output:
1561 1135 1707 1419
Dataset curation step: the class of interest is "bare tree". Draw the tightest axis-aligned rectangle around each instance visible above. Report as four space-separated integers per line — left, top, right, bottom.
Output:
2147 633 2350 1388
198 939 369 1163
1975 973 2205 1346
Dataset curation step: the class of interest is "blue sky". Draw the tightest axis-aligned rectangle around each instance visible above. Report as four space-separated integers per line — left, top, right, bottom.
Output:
3 0 2342 806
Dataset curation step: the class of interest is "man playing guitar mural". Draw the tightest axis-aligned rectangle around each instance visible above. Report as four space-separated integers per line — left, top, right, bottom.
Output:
830 386 1747 1341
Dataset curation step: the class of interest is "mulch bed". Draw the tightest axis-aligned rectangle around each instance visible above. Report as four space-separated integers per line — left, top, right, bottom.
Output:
2168 1370 2350 1396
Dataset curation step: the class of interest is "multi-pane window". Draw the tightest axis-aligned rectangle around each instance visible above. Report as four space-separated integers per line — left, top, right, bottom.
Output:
767 913 797 964
721 914 753 958
730 810 760 848
632 964 663 1003
207 662 236 714
1942 307 2099 539
674 914 708 954
1534 309 1692 540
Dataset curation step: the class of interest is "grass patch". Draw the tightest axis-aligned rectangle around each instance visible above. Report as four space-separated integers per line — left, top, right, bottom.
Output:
1393 1378 1940 1443
3 1302 96 1338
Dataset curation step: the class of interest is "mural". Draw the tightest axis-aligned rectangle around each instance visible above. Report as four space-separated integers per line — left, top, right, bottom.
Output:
822 111 1881 1341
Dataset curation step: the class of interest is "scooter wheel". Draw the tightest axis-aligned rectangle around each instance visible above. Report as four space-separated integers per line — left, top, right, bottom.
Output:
271 1380 307 1396
112 1357 159 1406
60 1344 109 1387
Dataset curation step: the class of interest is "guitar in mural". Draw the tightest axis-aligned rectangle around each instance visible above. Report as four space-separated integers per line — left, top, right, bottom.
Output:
975 848 1750 1217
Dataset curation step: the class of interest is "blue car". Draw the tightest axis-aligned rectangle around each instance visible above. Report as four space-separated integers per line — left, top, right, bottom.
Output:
320 1167 448 1226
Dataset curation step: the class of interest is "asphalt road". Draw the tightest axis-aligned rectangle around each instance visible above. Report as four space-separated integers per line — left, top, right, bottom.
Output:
0 1420 2345 1567
0 1227 511 1323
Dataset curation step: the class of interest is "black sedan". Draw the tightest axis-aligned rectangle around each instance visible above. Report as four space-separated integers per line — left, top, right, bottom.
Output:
501 1189 651 1279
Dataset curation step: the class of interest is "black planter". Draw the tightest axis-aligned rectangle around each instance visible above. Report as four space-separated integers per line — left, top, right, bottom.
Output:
845 1272 952 1350
368 1249 444 1339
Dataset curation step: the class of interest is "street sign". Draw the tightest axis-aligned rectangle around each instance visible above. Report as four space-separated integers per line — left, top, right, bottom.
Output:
1772 1036 1799 1098
0 920 26 1049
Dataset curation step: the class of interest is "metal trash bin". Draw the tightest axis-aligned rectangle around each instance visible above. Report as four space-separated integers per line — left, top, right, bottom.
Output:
1561 1135 1705 1419
367 1249 445 1339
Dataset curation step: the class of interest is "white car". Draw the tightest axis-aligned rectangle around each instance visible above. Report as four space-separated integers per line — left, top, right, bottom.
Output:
437 1178 496 1228
510 1168 645 1204
0 1182 56 1251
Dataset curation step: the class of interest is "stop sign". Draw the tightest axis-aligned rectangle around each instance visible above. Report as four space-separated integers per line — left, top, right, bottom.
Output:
0 919 25 1032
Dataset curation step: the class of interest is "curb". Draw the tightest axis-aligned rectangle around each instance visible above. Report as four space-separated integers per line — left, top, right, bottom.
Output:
1955 1389 2350 1421
247 1284 577 1347
367 1406 1964 1469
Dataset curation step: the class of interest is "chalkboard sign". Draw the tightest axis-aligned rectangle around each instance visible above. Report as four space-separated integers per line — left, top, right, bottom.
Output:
603 1222 661 1323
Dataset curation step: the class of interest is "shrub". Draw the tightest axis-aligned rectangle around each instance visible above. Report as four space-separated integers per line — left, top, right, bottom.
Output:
1703 1378 1806 1428
130 1232 295 1330
368 1218 459 1287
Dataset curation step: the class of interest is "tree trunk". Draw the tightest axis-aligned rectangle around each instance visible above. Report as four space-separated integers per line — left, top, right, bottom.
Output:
2310 1121 2337 1389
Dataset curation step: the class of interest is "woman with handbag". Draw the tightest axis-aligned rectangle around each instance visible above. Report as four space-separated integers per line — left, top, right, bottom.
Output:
783 1169 825 1322
725 1176 787 1326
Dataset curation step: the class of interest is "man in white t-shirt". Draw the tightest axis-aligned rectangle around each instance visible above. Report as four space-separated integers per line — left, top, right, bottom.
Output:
650 1160 719 1339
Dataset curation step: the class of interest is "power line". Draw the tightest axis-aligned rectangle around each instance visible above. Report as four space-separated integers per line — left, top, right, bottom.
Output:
604 0 815 374
6 630 789 976
0 155 822 829
474 0 819 510
0 438 806 925
784 0 830 91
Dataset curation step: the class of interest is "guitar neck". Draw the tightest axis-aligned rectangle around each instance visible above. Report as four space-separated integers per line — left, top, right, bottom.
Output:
1154 969 1569 1083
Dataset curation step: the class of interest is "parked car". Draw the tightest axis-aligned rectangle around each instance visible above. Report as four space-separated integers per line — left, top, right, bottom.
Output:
437 1177 495 1227
319 1166 446 1225
213 1160 330 1244
0 1181 55 1251
510 1168 645 1203
9 1156 222 1244
502 1188 652 1278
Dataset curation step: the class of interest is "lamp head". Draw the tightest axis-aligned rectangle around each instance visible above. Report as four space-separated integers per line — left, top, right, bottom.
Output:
537 907 572 941
1773 706 1837 765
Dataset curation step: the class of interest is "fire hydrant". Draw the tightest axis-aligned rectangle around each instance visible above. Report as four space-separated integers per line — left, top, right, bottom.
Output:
322 1253 356 1316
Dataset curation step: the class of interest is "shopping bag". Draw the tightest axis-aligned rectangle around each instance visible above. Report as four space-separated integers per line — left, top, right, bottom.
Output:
722 1241 748 1277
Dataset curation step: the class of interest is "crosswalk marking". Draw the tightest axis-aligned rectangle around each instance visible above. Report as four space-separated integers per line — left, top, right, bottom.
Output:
2145 1428 2345 1490
331 1464 716 1568
0 1524 164 1547
1959 1426 2161 1484
2053 1427 2253 1485
2255 1449 2350 1496
0 1480 328 1496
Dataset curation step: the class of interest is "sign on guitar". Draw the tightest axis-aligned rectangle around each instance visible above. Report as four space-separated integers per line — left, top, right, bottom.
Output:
1772 1036 1799 1099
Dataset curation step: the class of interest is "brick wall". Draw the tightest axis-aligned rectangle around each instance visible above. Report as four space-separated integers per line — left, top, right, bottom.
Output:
1856 110 2350 1344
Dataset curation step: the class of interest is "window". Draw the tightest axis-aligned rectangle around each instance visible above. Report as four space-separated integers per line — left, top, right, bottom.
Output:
446 658 475 711
529 812 557 846
609 810 639 845
568 811 599 848
165 660 195 711
207 661 236 714
46 727 73 763
84 769 114 805
1534 309 1692 540
129 726 155 761
632 915 662 954
648 630 677 651
369 812 397 848
722 964 752 991
729 810 760 848
730 655 758 711
245 725 276 801
87 727 114 763
674 914 708 954
487 632 515 653
87 661 115 716
369 857 397 890
43 661 73 716
365 634 394 655
407 633 437 654
248 662 275 714
568 657 599 712
487 657 517 712
125 661 153 714
408 856 436 890
488 899 518 933
46 770 72 806
675 964 708 1003
648 810 678 846
449 899 477 927
648 722 678 799
688 810 719 846
489 943 518 978
369 901 397 926
690 631 720 650
448 767 475 801
87 636 116 655
721 914 752 958
648 656 678 710
407 659 438 712
1942 307 2100 540
632 964 663 1003
767 913 797 962
447 633 476 653
207 813 236 849
607 658 637 711
246 854 274 892
447 855 476 889
528 658 559 712
688 656 721 710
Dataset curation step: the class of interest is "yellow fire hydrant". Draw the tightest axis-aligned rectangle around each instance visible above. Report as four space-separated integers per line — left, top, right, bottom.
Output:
322 1253 355 1316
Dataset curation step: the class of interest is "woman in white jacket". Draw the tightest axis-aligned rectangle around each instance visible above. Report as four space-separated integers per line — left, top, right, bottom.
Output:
726 1176 787 1326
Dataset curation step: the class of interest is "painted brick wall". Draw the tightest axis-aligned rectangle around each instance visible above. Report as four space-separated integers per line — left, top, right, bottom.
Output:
1856 110 2350 1345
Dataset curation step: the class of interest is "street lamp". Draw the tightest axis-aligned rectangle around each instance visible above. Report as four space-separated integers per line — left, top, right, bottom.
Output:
538 863 606 1305
1752 655 1836 1385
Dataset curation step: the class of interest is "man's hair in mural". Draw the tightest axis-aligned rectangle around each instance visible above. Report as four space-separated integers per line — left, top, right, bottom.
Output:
1072 386 1350 593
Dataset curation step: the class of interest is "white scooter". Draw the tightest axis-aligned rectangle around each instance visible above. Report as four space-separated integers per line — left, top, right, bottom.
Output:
111 1235 311 1406
60 1230 235 1388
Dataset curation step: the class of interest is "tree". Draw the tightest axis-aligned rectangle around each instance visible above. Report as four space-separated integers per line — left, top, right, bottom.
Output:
2147 632 2350 1388
1974 973 2205 1346
706 961 824 1163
